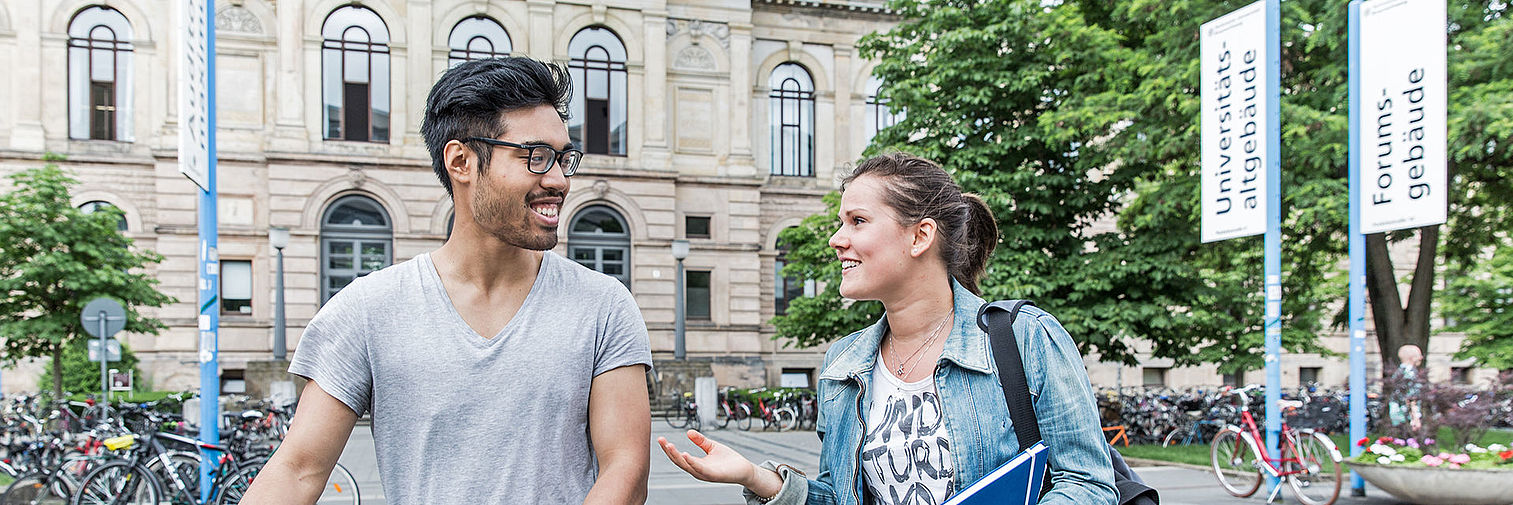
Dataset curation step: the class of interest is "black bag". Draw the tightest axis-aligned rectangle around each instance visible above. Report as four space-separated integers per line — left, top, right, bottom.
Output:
977 300 1159 505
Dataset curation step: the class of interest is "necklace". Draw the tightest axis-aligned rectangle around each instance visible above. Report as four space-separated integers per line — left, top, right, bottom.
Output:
888 313 952 377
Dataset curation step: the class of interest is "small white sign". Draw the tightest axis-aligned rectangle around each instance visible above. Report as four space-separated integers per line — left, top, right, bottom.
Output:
1358 0 1447 233
179 0 211 191
1200 0 1272 243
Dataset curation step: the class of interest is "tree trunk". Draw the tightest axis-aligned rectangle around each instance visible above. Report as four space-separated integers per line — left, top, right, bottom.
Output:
51 344 64 400
1365 225 1439 378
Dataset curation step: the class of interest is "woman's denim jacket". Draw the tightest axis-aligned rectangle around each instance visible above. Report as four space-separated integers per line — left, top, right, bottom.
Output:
748 279 1117 505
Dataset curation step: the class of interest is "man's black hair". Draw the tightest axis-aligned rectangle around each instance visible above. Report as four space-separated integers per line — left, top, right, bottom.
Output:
421 57 573 197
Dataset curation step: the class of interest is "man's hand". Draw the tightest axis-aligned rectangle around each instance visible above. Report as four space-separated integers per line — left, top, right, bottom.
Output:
239 380 358 505
582 365 650 505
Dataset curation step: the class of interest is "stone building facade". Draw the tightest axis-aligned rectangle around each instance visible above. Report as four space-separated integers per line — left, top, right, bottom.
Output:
0 0 1494 397
0 0 900 393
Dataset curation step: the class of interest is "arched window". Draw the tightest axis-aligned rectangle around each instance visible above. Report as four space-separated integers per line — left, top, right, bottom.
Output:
320 195 393 303
864 76 901 145
67 6 134 141
448 16 511 66
79 200 127 232
567 27 628 156
321 6 390 142
769 63 815 177
568 205 631 288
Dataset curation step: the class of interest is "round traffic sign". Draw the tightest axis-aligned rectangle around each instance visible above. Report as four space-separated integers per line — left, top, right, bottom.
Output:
80 297 127 338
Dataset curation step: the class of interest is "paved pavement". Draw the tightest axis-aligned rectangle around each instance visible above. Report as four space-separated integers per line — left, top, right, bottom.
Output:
333 422 1411 505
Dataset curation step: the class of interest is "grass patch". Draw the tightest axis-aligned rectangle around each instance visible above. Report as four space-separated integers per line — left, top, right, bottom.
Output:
1 473 12 488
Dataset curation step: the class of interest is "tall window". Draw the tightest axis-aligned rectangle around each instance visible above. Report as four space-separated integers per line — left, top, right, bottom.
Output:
567 27 628 156
774 232 812 316
864 76 901 145
321 6 390 142
221 260 252 314
686 270 711 320
67 6 133 141
769 63 815 177
447 16 511 66
79 200 127 232
568 205 631 288
320 195 393 303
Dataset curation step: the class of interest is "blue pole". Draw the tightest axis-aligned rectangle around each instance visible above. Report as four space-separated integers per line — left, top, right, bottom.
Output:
1347 0 1368 495
1262 0 1283 488
197 0 220 500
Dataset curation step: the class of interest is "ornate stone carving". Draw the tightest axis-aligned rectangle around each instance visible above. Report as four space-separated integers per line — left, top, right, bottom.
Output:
216 6 262 34
347 167 368 188
592 179 610 199
666 19 730 49
673 46 717 71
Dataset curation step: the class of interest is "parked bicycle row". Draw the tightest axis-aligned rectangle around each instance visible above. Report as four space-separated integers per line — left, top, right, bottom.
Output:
0 392 358 505
662 387 818 432
1096 384 1386 447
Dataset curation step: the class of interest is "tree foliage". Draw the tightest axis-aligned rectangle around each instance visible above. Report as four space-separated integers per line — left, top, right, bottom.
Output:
0 158 174 398
37 338 146 395
1443 240 1513 369
771 0 1511 374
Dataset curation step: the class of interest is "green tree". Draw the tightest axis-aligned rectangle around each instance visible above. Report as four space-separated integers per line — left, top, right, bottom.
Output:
773 0 1511 375
38 338 147 395
1443 240 1513 369
0 156 174 399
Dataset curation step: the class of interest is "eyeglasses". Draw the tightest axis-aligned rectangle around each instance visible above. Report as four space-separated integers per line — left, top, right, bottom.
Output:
466 137 583 177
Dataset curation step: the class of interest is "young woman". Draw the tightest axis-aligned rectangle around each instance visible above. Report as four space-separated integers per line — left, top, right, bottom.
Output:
658 153 1116 505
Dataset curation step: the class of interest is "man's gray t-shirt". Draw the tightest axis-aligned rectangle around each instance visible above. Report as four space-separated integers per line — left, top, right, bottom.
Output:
289 251 652 504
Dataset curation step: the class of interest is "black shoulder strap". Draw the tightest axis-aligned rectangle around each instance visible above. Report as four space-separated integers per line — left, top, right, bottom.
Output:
976 300 1041 448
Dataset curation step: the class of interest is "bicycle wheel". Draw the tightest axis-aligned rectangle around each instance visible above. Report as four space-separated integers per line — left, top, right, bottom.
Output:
775 408 798 432
72 461 165 505
318 462 360 505
144 451 200 496
3 472 70 505
736 404 754 431
1210 427 1262 497
213 459 264 505
1286 431 1341 505
1162 426 1191 447
714 403 732 429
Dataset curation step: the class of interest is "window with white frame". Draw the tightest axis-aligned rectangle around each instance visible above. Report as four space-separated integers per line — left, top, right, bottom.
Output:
79 200 127 232
864 76 901 145
567 27 628 156
321 6 390 142
320 195 393 303
447 16 511 66
568 205 632 288
769 63 815 177
67 5 134 141
221 260 252 314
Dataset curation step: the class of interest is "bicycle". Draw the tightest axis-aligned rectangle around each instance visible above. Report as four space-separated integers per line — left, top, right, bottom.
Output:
1210 385 1343 505
663 392 701 431
738 389 796 432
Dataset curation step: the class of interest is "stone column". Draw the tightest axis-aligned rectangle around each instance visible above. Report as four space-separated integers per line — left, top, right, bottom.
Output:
728 22 753 159
527 0 554 59
832 44 854 165
272 0 306 149
8 1 44 150
405 0 432 152
641 10 668 150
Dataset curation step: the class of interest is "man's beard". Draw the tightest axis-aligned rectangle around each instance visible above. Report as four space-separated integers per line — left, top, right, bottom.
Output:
472 180 562 251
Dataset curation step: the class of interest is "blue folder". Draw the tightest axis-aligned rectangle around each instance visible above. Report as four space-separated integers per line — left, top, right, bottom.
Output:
943 441 1049 505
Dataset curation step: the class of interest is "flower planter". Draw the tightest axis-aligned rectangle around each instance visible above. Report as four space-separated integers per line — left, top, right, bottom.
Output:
1346 461 1513 505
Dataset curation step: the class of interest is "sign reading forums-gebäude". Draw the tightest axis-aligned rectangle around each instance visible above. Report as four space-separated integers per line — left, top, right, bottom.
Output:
1359 0 1447 234
1200 0 1272 243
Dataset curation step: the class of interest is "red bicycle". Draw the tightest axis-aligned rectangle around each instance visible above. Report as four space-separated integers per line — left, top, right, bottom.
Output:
1210 385 1343 505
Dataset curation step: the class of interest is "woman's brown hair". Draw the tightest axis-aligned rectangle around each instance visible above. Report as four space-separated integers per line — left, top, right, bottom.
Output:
841 152 999 294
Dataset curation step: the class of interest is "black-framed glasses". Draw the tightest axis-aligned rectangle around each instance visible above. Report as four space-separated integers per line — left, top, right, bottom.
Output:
466 137 584 177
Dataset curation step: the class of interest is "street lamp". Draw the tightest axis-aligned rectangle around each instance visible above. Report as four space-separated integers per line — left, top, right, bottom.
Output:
269 226 290 360
671 239 689 360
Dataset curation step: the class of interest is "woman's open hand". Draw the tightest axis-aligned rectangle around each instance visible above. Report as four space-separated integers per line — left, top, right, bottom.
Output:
657 430 759 486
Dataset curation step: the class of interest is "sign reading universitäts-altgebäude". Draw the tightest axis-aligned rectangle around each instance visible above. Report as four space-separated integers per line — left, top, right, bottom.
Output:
1200 0 1272 243
1358 0 1447 234
178 0 211 191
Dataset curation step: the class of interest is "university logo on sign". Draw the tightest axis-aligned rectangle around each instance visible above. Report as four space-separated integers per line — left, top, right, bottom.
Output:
1200 0 1272 243
1358 0 1447 234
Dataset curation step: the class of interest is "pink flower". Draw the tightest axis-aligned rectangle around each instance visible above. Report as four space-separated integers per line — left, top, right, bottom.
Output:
1449 454 1471 465
1422 455 1444 467
1438 452 1453 460
1425 438 1436 446
1406 438 1421 449
1448 463 1462 469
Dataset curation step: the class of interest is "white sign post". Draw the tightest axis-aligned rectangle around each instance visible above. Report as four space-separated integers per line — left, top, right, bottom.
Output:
1200 0 1272 243
1359 0 1447 233
179 0 211 191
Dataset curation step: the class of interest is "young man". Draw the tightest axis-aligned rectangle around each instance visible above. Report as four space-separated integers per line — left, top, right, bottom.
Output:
242 57 653 504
